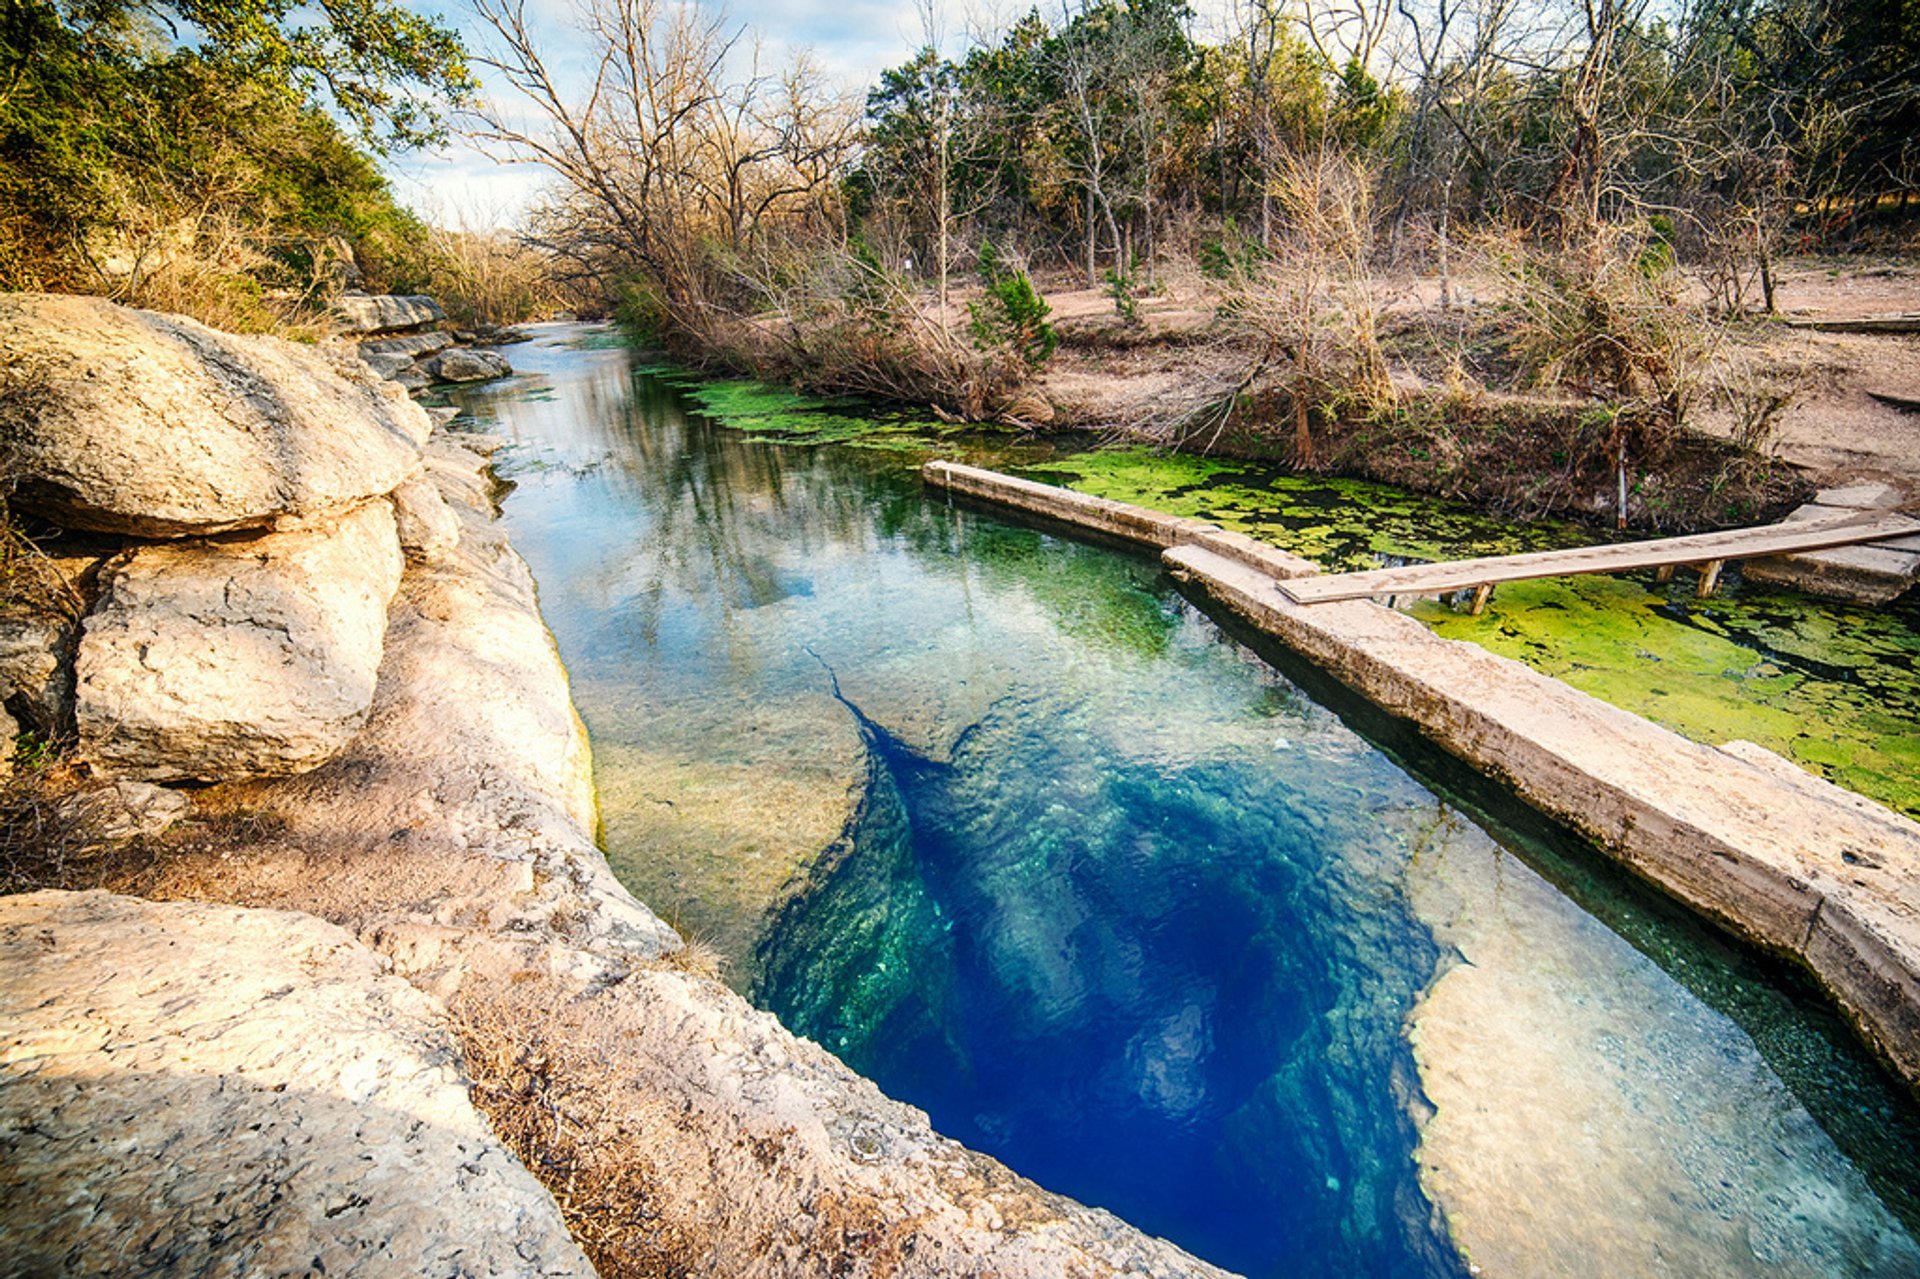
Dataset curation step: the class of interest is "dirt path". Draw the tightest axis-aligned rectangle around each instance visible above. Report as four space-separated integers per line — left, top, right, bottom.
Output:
1025 258 1920 502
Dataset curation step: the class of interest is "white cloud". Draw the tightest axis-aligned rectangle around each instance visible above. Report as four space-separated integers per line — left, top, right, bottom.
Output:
384 0 1244 227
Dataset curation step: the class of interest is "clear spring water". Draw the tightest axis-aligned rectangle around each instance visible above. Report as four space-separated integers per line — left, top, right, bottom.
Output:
453 325 1920 1279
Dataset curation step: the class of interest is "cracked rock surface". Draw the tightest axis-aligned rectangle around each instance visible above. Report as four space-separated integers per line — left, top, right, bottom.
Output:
76 500 405 781
0 889 594 1279
0 293 430 538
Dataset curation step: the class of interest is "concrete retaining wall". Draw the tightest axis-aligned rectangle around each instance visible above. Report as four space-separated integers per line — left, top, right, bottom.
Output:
923 460 1920 1090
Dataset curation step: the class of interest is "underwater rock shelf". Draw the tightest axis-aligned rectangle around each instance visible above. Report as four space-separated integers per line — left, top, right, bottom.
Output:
922 459 1920 1090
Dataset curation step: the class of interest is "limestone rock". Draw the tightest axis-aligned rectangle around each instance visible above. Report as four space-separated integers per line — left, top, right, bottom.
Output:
76 500 405 782
390 475 461 563
0 611 73 734
148 444 1221 1279
0 293 431 538
362 351 417 380
54 780 189 842
396 366 432 393
429 348 514 383
0 889 593 1279
361 331 454 360
331 292 446 334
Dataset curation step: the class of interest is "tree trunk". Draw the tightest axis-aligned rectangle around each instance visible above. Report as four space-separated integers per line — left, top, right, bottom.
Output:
936 91 951 318
1294 338 1314 468
1085 188 1097 288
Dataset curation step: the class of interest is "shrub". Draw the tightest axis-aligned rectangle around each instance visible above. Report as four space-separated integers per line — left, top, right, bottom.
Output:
968 242 1057 368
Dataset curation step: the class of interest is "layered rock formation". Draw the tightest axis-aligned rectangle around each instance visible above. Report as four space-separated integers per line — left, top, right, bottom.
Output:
330 289 514 391
0 297 1223 1278
76 500 406 780
0 294 429 539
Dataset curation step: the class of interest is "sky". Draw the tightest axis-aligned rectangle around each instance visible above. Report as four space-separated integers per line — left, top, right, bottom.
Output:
385 0 971 227
384 0 1244 227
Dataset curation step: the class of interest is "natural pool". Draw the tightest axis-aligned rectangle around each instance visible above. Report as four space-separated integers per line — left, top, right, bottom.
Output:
455 325 1920 1278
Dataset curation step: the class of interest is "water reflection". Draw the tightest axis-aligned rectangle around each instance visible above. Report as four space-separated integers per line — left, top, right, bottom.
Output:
458 325 1920 1279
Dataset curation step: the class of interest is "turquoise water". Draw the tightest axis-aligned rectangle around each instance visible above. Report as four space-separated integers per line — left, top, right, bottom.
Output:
454 326 1920 1279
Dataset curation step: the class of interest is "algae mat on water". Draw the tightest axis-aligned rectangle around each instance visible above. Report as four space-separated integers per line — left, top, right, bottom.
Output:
1028 447 1920 820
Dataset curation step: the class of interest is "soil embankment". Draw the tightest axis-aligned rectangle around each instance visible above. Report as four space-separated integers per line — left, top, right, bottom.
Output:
1024 259 1920 529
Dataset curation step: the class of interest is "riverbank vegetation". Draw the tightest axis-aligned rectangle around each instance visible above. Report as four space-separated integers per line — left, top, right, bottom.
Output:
0 0 559 330
471 0 1915 527
4 0 1916 526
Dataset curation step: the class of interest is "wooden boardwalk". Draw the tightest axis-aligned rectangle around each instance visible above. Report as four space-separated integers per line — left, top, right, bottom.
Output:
1276 510 1920 609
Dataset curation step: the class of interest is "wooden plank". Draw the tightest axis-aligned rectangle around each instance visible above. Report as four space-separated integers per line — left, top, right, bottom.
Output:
1276 512 1920 605
1782 314 1920 335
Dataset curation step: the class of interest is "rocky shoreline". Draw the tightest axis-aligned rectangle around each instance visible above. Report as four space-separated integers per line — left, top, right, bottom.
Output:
0 295 1229 1275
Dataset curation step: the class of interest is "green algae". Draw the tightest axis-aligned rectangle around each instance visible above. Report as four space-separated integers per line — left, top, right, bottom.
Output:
673 375 948 446
1413 576 1920 818
1024 447 1595 569
1026 445 1920 820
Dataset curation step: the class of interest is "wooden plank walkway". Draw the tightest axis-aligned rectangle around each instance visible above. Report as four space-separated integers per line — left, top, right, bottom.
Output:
1276 511 1920 608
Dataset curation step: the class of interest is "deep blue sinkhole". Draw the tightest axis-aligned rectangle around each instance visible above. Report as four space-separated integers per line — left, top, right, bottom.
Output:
756 680 1458 1278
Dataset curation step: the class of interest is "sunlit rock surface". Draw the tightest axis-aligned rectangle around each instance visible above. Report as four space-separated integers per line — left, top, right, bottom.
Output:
332 291 446 334
0 889 593 1279
0 293 429 537
76 500 404 781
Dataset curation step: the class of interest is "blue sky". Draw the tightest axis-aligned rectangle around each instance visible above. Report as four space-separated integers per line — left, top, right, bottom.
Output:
384 0 951 226
385 0 1247 226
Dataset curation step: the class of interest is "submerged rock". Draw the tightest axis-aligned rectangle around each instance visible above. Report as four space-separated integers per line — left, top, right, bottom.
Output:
428 348 513 383
0 293 430 538
0 889 592 1278
76 501 404 782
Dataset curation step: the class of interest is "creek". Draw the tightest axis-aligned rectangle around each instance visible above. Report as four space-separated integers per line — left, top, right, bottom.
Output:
453 324 1920 1279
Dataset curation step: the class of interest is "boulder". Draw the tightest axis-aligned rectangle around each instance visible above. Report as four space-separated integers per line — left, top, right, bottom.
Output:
0 611 73 735
0 293 430 538
76 501 405 782
390 475 461 563
395 366 432 394
360 331 454 360
0 890 593 1279
331 292 446 334
360 351 417 380
429 348 514 383
54 780 189 842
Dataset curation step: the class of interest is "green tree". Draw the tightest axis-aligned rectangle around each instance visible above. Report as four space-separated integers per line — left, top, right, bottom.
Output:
0 0 465 316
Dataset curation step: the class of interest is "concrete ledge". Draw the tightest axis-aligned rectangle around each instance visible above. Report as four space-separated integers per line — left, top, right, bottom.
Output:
923 459 1920 1089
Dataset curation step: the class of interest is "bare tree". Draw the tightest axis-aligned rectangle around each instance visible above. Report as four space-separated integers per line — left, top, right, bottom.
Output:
468 0 856 337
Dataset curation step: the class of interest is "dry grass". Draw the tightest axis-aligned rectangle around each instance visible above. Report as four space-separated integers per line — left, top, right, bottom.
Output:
449 988 706 1279
0 761 286 897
